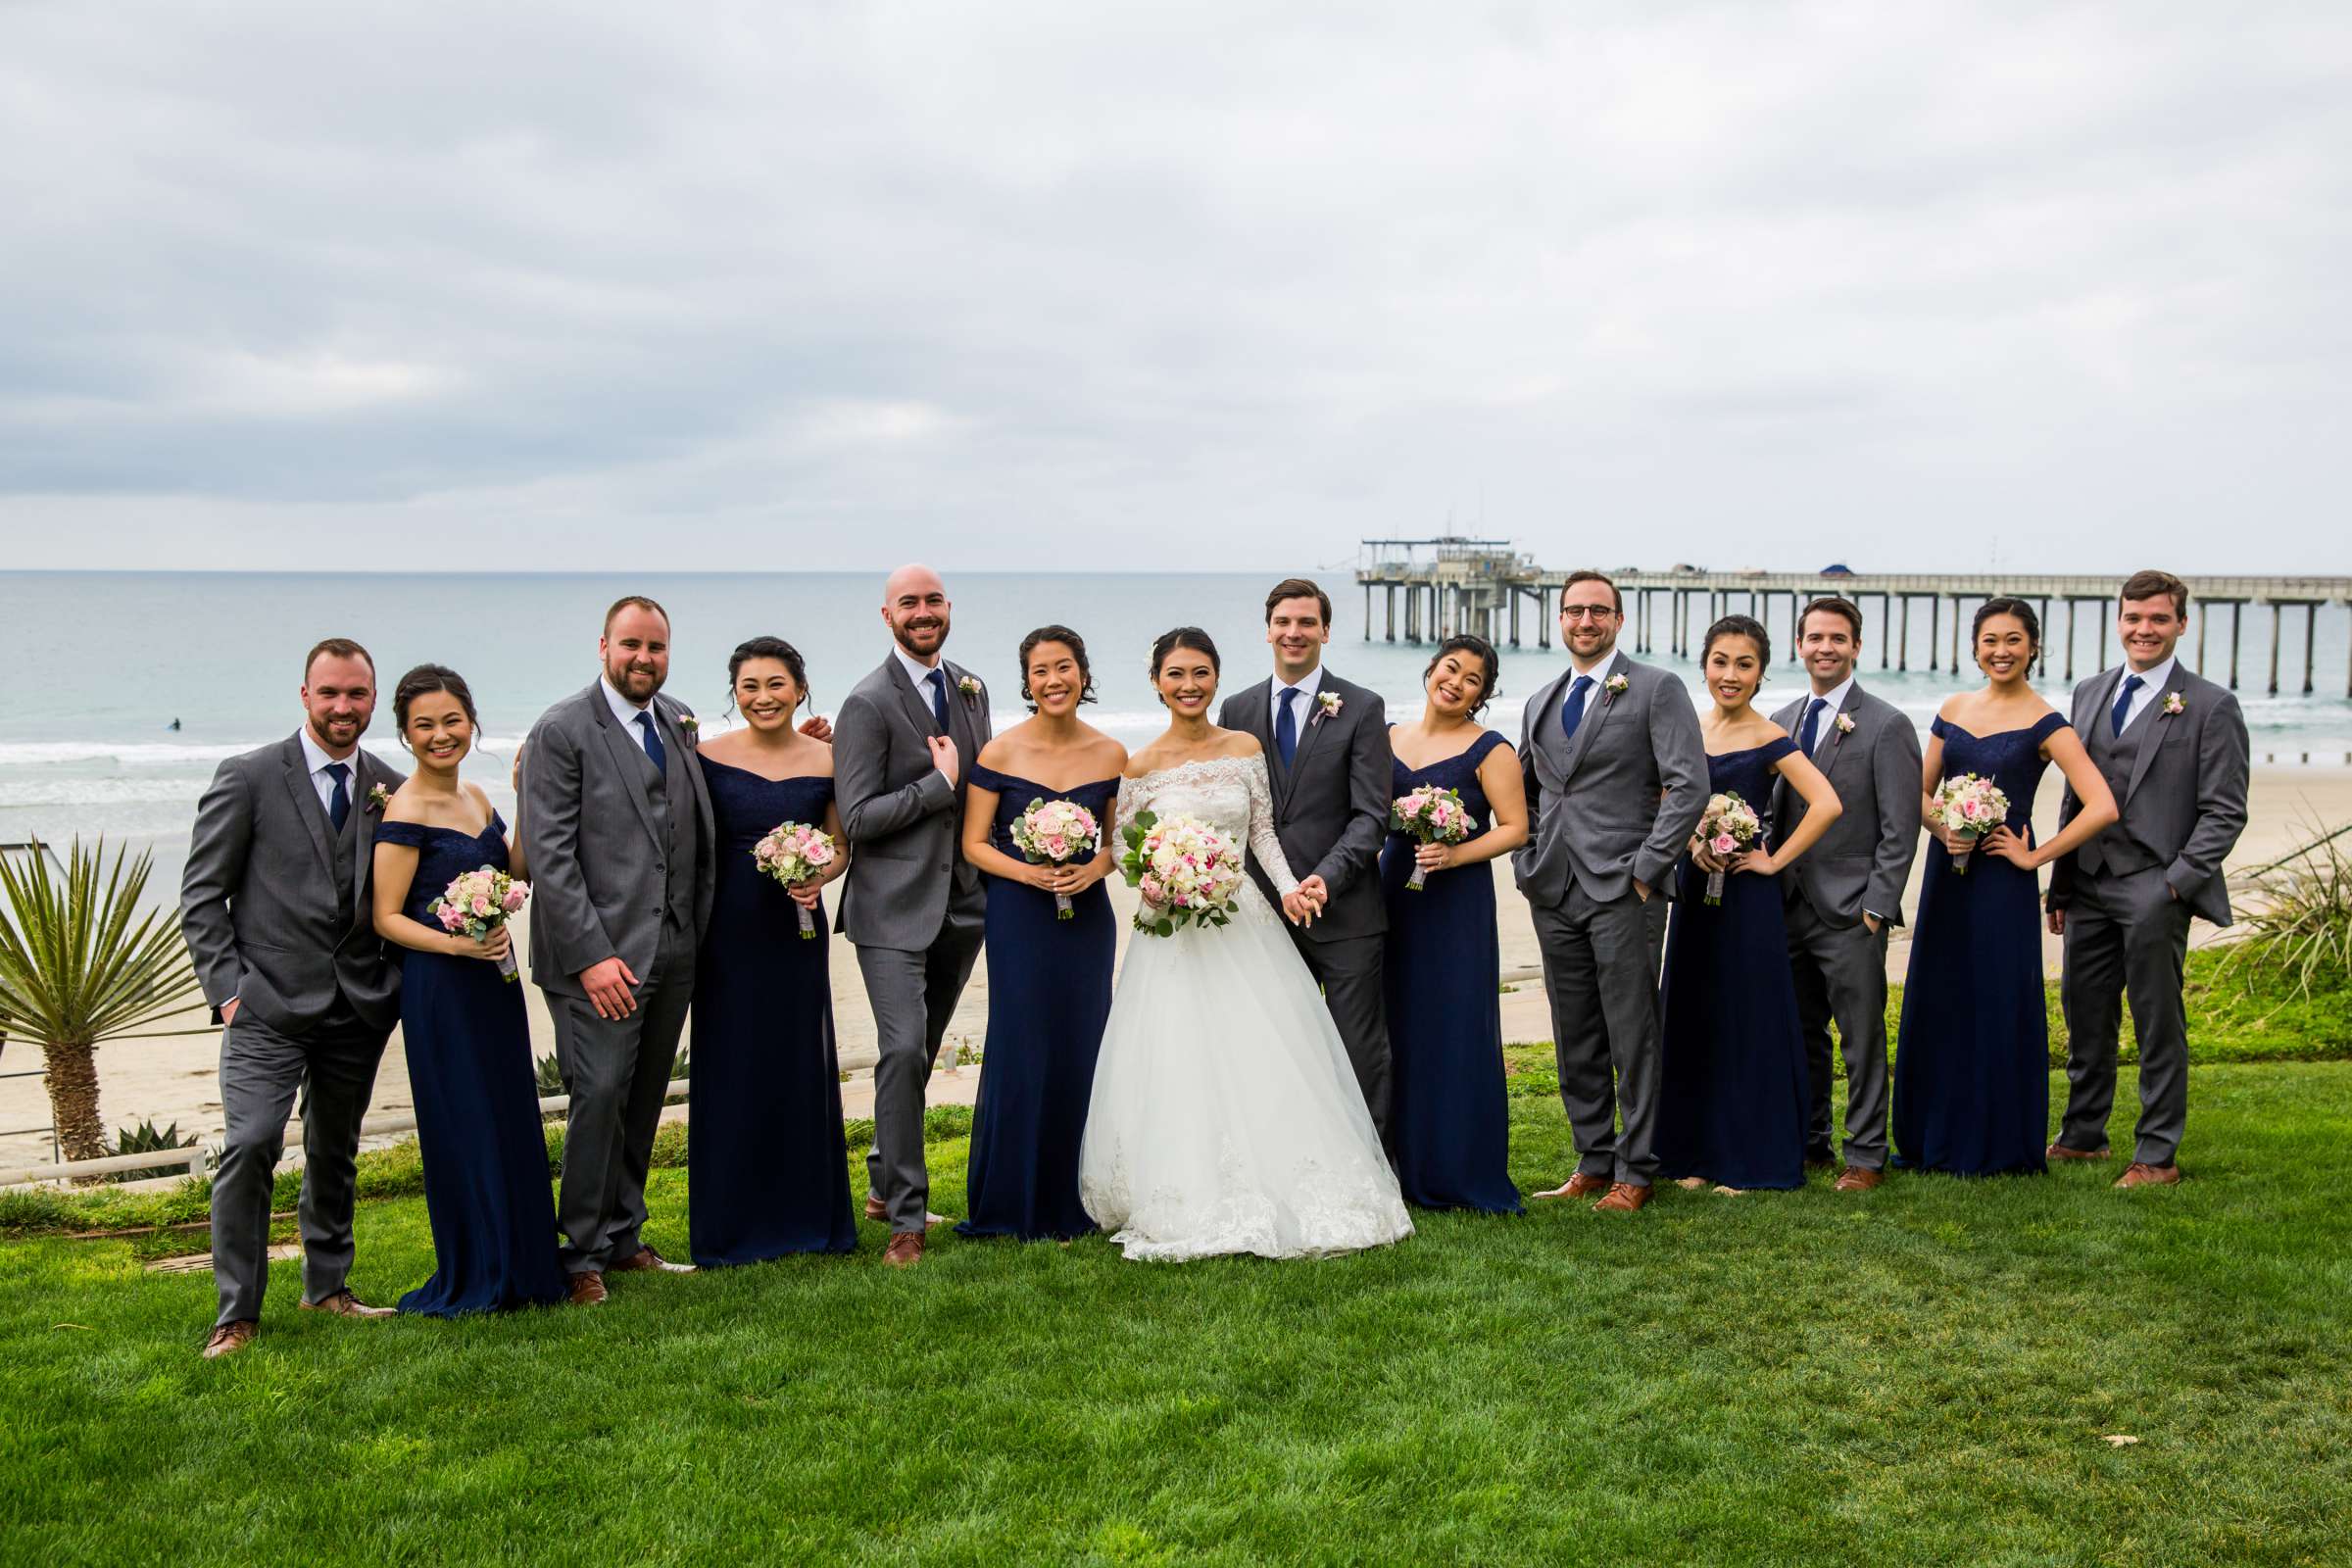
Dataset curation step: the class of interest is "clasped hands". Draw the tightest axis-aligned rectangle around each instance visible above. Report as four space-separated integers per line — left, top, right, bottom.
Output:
1282 875 1330 926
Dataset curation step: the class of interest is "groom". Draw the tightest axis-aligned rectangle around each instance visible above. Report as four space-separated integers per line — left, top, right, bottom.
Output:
1220 577 1396 1133
1516 570 1705 1212
2047 569 2249 1188
834 564 991 1266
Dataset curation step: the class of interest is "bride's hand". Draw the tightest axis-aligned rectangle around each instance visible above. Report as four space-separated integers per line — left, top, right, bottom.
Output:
1281 889 1318 926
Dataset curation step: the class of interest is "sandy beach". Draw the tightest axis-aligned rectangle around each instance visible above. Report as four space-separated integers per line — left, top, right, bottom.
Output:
5 765 2345 1174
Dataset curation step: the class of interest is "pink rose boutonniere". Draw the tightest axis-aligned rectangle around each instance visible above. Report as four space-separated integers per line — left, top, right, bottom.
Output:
2162 693 2186 717
1313 692 1344 726
958 675 982 705
1835 713 1856 736
366 783 391 813
1602 673 1630 705
677 712 699 733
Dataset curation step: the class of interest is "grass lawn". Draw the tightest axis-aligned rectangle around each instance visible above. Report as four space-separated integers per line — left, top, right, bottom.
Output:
5 1058 2350 1566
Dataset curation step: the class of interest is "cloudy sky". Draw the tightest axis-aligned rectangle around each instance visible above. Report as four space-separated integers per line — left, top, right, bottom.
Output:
2 2 2345 574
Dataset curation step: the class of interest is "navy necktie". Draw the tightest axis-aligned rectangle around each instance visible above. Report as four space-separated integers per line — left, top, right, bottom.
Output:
635 710 667 774
2111 673 2144 739
1800 697 1827 756
1558 675 1594 744
928 668 951 732
323 761 351 832
1276 687 1300 767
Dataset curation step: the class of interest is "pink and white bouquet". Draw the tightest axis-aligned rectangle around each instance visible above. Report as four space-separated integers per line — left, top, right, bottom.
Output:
1926 774 2010 875
754 820 838 938
1118 810 1245 937
1694 792 1762 906
1010 797 1102 920
1391 784 1476 892
430 866 530 981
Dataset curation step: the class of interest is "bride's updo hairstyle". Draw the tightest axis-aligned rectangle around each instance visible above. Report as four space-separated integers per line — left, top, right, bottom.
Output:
725 635 810 715
392 663 481 752
1018 624 1098 712
1700 613 1772 667
1150 626 1221 682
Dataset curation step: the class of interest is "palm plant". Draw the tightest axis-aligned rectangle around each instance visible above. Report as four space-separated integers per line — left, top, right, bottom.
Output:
0 839 204 1165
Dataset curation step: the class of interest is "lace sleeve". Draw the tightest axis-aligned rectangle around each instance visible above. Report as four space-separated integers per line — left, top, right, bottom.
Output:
1116 774 1152 828
1244 757 1300 897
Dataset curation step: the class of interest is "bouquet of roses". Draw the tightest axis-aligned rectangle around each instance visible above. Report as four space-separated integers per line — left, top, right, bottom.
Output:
1118 810 1245 938
430 866 530 981
1010 797 1102 920
1694 792 1762 906
1926 773 2009 875
1391 785 1476 892
754 820 838 938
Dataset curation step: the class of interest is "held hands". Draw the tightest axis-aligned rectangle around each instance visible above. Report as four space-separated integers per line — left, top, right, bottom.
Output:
578 956 640 1021
928 734 960 788
458 926 514 965
1284 874 1332 926
1981 824 2037 871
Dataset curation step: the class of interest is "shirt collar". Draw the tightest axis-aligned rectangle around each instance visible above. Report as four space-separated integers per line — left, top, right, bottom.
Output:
298 727 354 777
2123 654 2177 692
1274 664 1326 706
1568 649 1616 683
600 674 651 729
1807 675 1856 718
893 644 945 693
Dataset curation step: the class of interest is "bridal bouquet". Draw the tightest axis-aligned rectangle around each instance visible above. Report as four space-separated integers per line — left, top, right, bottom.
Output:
1926 774 2009 875
430 866 530 981
1695 792 1762 906
1010 797 1102 920
754 820 838 938
1391 785 1475 892
1118 810 1244 937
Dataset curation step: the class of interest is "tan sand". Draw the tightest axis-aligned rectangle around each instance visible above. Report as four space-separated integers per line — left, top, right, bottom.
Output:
7 766 2347 1172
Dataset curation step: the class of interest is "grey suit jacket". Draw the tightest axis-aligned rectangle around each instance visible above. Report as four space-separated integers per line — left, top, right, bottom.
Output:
1513 651 1706 906
179 735 404 1035
1767 683 1924 928
520 682 716 995
833 655 992 950
1218 670 1393 944
2047 662 2249 927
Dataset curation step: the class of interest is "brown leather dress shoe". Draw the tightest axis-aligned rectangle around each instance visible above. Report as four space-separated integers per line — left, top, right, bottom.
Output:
1593 1182 1652 1213
201 1321 257 1359
2115 1162 2180 1189
2047 1142 2112 1161
566 1271 608 1306
608 1247 696 1275
881 1232 925 1267
298 1290 397 1319
1834 1167 1885 1193
1532 1172 1612 1200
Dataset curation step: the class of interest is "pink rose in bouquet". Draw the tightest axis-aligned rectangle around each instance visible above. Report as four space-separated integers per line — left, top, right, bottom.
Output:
754 820 839 938
1693 791 1761 906
1926 773 2010 875
1391 784 1476 891
1009 797 1102 920
430 865 531 981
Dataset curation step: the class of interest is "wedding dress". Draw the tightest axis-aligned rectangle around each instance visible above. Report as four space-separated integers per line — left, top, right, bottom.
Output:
1078 755 1413 1261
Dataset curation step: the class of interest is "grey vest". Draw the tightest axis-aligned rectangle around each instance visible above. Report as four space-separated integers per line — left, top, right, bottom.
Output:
633 736 702 931
2079 709 2159 877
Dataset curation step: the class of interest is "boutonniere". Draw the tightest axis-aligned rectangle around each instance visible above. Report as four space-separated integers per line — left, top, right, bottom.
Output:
1313 691 1344 726
957 674 982 705
366 783 391 813
1835 713 1856 736
2162 693 2186 717
1602 673 1630 705
676 712 700 733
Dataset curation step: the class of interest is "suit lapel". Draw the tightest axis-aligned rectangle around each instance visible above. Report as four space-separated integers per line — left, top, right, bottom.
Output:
348 751 383 933
1558 653 1624 783
886 657 945 740
278 738 337 881
1282 673 1338 810
944 662 980 760
588 685 664 849
1818 684 1865 774
2124 664 2191 805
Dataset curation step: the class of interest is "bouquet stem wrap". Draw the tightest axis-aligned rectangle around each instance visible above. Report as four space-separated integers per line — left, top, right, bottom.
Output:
754 820 839 940
1693 791 1761 907
1012 797 1102 923
1391 785 1474 894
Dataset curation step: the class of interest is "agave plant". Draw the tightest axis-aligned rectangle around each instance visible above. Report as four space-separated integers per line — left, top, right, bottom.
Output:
2220 821 2352 999
0 839 204 1164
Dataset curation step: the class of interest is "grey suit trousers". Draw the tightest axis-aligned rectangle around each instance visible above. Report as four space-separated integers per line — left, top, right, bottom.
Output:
859 920 985 1232
2059 866 2193 1164
1284 928 1392 1137
550 924 695 1273
1532 883 1670 1186
1786 901 1891 1170
211 1011 388 1327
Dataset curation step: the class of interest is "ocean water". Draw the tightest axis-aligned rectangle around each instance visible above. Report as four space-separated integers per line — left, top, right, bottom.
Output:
4 570 2349 902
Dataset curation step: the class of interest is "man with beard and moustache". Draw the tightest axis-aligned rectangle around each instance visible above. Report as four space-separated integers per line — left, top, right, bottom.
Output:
1766 597 1923 1192
833 564 992 1266
183 639 406 1358
520 596 716 1302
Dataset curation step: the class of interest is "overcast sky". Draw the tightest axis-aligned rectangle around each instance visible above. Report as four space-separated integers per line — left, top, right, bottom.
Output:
2 2 2346 574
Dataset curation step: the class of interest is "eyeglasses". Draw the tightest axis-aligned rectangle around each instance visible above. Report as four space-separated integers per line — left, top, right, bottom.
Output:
1559 605 1618 622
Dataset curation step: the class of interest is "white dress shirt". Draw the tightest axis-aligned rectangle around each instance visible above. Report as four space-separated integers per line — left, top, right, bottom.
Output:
2114 655 2178 732
297 728 361 814
1272 663 1327 739
893 644 953 721
1795 676 1855 756
601 675 658 756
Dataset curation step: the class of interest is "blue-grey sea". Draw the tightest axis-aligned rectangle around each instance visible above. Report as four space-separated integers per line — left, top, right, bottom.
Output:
4 571 2348 902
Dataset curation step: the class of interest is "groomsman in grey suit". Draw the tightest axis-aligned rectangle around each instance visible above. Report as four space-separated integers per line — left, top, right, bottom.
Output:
1768 597 1923 1193
1219 577 1396 1132
834 564 991 1266
182 639 404 1358
522 596 714 1302
1515 571 1705 1212
2047 569 2249 1188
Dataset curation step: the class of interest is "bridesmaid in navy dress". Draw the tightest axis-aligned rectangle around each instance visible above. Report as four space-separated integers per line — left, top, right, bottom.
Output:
1379 634 1529 1213
689 636 858 1264
1896 599 2118 1177
369 665 566 1316
1655 616 1845 1193
956 626 1127 1241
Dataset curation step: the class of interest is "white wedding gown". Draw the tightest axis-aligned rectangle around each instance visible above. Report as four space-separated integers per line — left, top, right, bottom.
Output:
1079 756 1413 1261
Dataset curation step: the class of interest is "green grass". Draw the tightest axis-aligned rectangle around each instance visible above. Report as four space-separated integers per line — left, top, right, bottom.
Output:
5 1062 2350 1565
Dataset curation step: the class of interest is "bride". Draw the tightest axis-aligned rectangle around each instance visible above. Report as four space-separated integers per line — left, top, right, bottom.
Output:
1079 627 1412 1261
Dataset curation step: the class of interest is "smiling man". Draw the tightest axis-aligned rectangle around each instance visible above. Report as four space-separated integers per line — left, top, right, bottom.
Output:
2046 570 2250 1188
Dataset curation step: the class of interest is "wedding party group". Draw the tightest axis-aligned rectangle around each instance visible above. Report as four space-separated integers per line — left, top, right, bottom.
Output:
179 564 2250 1359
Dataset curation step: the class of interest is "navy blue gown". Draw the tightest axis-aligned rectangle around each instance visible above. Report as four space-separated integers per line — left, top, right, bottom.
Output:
1655 738 1811 1191
376 813 566 1317
1893 711 2069 1177
689 762 856 1264
1378 729 1522 1214
957 765 1118 1241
